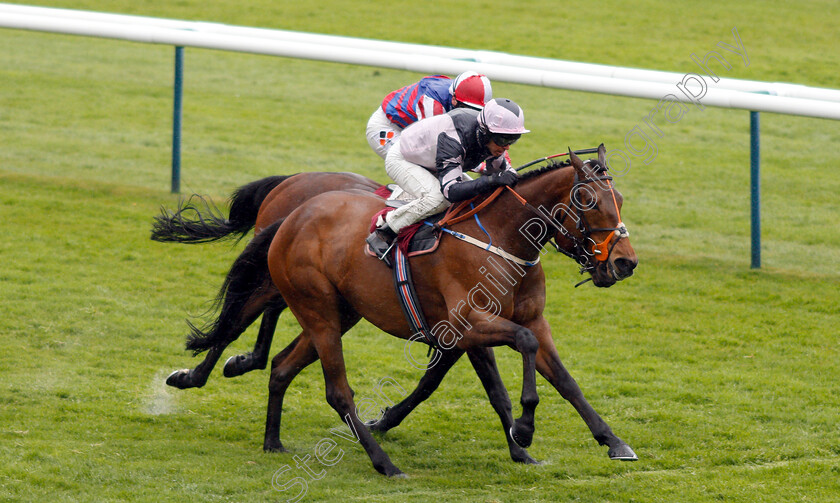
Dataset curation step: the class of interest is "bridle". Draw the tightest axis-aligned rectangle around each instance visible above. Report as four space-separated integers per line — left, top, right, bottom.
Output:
508 159 630 286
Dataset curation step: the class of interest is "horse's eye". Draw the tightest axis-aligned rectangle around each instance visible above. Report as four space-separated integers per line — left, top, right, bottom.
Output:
580 194 597 210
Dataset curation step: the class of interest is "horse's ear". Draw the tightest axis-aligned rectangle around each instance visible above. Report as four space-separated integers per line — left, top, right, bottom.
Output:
568 147 584 169
597 143 606 165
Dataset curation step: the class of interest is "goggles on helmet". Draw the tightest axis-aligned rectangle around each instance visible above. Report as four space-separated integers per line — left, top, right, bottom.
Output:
489 133 520 147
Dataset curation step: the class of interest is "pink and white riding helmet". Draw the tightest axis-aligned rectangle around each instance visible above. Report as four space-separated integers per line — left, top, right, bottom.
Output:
478 98 530 134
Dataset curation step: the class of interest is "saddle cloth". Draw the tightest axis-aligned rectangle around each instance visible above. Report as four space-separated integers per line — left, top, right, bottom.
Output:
365 186 444 258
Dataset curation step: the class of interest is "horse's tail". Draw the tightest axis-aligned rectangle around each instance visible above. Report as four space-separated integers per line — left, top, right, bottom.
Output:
151 175 294 244
184 219 285 354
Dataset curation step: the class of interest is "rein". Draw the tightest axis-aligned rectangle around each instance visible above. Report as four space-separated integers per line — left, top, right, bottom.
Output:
428 155 629 283
436 186 506 227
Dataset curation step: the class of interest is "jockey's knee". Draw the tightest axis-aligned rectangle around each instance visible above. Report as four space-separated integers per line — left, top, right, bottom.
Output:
417 190 448 214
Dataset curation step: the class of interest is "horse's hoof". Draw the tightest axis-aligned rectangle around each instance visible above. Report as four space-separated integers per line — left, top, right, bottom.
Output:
608 443 638 461
166 369 195 389
223 354 250 378
382 465 406 478
509 422 534 449
512 451 541 465
365 408 390 432
264 443 288 453
365 419 385 432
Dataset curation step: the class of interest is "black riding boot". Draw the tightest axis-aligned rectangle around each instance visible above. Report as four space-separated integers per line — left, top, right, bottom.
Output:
365 224 397 267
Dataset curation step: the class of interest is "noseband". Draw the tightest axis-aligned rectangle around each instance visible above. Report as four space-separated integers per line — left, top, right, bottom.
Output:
570 168 630 284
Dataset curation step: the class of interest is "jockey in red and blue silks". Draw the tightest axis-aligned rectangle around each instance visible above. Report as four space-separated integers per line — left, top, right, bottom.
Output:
382 75 453 128
365 72 493 159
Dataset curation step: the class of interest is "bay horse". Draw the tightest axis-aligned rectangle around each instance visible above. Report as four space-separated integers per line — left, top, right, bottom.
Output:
157 146 638 470
243 146 636 475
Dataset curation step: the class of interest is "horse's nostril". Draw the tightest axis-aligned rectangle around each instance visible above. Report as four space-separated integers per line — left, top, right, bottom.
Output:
614 258 637 278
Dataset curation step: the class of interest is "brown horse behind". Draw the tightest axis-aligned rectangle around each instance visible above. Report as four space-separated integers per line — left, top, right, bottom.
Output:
154 172 381 388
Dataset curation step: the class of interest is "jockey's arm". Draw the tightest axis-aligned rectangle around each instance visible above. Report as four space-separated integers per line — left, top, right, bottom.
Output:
441 169 498 202
439 156 514 202
471 151 514 175
414 95 447 121
435 130 515 202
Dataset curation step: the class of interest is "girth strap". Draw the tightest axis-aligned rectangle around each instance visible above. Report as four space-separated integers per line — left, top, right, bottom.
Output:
392 246 441 353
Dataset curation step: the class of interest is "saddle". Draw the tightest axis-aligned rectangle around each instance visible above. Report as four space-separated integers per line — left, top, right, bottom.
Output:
364 186 445 259
363 184 520 356
364 183 522 262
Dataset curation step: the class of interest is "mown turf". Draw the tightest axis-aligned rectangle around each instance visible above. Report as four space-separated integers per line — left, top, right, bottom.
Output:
1 1 838 502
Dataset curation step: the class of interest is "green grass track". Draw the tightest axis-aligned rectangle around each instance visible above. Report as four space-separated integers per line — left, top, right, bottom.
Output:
1 1 838 501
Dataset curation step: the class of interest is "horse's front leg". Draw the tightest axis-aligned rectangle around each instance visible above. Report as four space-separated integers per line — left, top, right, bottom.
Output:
530 316 637 461
466 319 540 449
366 344 537 464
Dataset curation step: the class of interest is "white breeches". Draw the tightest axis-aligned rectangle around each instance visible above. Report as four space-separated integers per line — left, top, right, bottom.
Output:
383 139 450 232
365 107 402 159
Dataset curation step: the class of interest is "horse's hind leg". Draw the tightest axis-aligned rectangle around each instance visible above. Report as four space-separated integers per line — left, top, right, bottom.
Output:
224 300 286 378
266 337 402 476
264 306 362 454
281 293 402 476
314 331 403 477
466 347 539 464
166 288 279 389
264 333 319 452
166 344 226 389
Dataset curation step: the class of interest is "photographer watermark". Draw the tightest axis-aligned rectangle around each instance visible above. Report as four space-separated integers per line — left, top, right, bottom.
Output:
271 376 406 502
607 26 749 174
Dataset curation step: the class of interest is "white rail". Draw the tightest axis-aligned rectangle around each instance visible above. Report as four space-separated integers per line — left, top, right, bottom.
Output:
3 3 840 104
2 4 840 120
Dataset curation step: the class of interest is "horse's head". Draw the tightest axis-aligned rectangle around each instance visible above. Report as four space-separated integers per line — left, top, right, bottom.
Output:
559 144 637 287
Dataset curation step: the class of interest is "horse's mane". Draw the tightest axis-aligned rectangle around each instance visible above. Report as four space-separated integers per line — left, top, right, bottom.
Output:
518 156 608 182
519 160 570 181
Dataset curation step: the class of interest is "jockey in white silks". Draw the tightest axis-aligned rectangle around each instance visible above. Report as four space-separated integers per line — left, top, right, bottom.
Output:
366 98 530 259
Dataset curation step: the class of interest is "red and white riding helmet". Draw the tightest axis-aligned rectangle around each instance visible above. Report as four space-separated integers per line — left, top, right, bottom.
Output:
449 71 492 109
478 98 530 134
